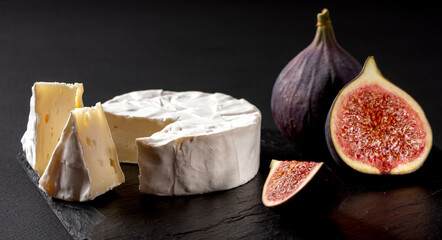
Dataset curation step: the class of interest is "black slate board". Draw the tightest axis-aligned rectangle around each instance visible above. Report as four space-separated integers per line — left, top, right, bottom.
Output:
18 129 442 239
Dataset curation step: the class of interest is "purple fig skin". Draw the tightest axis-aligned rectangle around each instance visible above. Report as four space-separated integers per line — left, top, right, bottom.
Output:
325 100 345 167
271 9 361 155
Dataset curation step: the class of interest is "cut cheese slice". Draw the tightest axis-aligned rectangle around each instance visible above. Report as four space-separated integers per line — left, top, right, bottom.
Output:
39 103 125 201
102 90 261 196
21 82 84 176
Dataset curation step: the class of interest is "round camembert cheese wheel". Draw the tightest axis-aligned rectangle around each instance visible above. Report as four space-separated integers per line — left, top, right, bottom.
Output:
102 90 261 196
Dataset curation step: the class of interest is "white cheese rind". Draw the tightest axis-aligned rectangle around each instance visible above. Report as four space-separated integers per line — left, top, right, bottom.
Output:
21 85 38 169
137 123 260 195
39 103 125 202
102 90 261 196
38 115 91 201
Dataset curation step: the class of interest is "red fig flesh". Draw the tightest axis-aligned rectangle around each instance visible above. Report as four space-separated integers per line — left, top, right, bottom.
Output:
325 56 433 174
271 9 361 154
262 160 347 214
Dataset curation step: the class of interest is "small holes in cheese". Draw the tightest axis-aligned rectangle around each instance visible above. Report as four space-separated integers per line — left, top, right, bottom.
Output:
84 112 90 126
109 158 116 173
86 137 96 147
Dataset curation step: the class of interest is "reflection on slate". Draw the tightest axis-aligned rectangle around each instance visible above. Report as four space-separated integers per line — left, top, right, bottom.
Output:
331 186 440 239
17 129 442 239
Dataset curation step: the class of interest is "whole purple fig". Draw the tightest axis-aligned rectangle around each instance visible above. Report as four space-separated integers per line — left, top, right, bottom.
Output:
271 8 361 156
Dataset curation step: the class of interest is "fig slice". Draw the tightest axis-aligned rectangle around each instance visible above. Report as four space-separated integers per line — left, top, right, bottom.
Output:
262 160 347 214
325 56 433 175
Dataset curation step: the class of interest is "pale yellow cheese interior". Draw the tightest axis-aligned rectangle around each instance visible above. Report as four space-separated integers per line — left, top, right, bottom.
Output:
104 113 174 163
34 82 83 176
72 103 124 198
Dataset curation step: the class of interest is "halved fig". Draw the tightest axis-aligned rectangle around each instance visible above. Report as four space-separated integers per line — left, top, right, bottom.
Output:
325 56 433 175
262 160 347 214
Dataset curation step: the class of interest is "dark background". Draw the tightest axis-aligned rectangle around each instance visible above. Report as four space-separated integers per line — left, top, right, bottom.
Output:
1 1 441 239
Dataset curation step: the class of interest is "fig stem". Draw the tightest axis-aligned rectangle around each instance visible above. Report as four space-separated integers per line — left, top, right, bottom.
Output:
312 8 337 47
316 8 331 26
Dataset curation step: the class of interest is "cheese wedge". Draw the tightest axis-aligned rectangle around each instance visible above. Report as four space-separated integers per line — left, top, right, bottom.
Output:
39 103 124 201
21 82 84 176
102 90 261 196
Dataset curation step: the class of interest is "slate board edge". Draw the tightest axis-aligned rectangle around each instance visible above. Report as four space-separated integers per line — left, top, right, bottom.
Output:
16 152 104 240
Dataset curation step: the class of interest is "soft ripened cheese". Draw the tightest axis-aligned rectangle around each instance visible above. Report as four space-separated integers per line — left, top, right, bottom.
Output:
39 103 125 202
21 82 84 176
102 90 261 196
